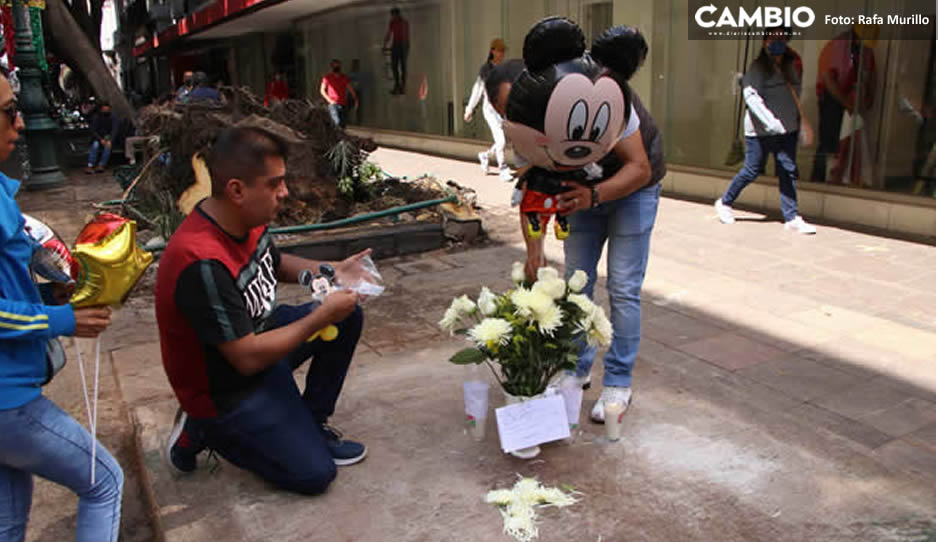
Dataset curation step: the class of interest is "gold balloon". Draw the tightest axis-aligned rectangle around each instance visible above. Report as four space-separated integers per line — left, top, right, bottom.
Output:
70 215 154 308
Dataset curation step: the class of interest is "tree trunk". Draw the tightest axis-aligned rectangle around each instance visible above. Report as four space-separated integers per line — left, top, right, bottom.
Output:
44 0 134 122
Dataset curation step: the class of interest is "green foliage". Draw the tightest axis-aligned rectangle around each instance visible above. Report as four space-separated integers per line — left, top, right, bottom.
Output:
449 348 487 365
325 141 382 202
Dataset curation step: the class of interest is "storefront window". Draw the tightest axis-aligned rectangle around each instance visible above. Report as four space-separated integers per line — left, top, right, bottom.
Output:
652 0 935 198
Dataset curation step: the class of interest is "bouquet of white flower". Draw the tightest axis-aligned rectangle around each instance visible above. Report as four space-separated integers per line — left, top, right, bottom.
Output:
440 263 612 397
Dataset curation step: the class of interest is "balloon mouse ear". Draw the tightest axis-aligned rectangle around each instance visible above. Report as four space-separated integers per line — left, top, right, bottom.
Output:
590 25 648 81
522 16 586 73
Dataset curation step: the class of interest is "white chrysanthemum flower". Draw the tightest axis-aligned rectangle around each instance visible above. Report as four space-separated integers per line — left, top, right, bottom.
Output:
468 318 513 350
533 277 566 300
453 294 477 315
536 487 577 507
567 293 598 319
477 286 498 316
567 270 588 293
485 489 515 506
535 303 563 336
536 266 560 282
438 307 461 333
511 261 526 284
510 288 540 320
589 309 613 347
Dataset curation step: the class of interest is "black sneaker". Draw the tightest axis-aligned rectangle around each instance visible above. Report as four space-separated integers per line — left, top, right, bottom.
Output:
319 424 367 466
166 408 205 474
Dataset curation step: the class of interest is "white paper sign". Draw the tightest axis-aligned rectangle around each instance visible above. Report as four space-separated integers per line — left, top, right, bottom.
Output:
495 394 571 453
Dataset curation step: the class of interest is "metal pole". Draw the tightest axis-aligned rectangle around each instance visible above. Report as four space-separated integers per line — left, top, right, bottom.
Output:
13 0 65 190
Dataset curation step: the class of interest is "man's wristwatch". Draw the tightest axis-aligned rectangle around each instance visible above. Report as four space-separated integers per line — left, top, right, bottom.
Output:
590 185 601 208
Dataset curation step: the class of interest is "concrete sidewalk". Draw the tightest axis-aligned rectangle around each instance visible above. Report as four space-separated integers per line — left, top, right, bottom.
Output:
22 149 935 542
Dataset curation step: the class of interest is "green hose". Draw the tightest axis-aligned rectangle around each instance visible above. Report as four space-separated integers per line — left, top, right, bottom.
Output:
144 194 458 252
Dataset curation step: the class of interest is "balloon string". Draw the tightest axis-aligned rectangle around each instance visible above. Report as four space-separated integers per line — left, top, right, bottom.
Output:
91 336 100 485
73 338 99 485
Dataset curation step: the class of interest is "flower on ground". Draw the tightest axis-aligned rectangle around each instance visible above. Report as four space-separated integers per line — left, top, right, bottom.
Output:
567 270 588 293
477 286 498 316
511 261 526 284
533 277 566 300
468 318 513 351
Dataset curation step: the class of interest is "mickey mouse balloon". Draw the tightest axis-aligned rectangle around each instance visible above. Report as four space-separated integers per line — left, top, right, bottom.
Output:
504 16 631 172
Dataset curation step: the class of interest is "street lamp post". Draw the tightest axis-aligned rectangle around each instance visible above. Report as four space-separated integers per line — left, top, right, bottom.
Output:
13 0 65 190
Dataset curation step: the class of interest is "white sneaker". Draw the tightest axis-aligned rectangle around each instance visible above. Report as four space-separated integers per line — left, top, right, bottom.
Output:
714 198 735 224
478 151 489 174
783 216 817 234
590 386 632 423
498 167 514 182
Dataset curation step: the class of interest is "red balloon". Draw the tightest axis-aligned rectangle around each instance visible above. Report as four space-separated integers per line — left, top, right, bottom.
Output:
22 214 79 284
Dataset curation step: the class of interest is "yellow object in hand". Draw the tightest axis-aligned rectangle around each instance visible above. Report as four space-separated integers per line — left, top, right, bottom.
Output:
306 325 338 343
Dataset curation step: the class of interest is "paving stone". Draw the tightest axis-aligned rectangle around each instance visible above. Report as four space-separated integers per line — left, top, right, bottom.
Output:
737 355 868 402
643 312 730 346
677 331 788 371
812 377 937 438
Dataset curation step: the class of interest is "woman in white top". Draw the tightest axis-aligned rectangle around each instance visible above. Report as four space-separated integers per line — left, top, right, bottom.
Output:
464 38 512 182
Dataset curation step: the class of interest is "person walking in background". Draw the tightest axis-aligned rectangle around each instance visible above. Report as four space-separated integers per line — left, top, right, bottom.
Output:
264 71 289 107
86 101 117 174
464 38 513 182
0 70 123 542
810 25 877 184
714 26 817 234
384 7 409 95
320 59 358 129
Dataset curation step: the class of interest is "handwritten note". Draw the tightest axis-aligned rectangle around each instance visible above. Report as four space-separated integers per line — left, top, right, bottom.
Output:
495 394 571 453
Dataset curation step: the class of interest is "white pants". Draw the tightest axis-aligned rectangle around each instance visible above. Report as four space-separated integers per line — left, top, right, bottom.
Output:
482 101 506 170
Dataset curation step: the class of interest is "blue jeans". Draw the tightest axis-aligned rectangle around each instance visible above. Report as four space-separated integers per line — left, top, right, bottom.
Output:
190 303 363 495
328 104 347 128
722 134 800 222
0 396 123 542
564 183 661 388
87 140 111 168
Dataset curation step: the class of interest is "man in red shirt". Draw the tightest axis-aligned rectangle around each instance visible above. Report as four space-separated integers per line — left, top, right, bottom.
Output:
156 126 373 494
264 71 289 107
320 59 358 129
383 7 409 95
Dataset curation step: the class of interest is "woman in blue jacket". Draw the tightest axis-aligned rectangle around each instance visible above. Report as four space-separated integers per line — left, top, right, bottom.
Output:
0 71 122 542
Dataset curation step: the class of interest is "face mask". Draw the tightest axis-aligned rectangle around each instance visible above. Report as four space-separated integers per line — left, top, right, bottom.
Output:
332 66 341 73
767 40 786 57
183 77 193 86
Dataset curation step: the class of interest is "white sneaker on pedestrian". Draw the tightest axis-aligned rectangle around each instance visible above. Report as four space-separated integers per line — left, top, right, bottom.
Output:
478 151 489 174
783 216 817 234
590 386 632 423
498 167 514 182
714 198 735 224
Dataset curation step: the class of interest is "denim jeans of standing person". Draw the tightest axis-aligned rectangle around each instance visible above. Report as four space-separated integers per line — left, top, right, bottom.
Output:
185 303 363 495
87 140 111 169
328 103 347 129
0 396 123 542
564 183 661 388
721 133 800 222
